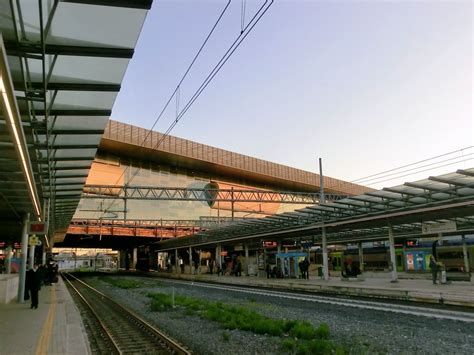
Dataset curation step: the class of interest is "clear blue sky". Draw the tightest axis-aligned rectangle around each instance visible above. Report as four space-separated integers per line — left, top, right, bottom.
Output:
111 0 473 189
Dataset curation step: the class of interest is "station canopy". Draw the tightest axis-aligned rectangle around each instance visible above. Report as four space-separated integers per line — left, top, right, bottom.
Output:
156 169 474 250
0 0 152 243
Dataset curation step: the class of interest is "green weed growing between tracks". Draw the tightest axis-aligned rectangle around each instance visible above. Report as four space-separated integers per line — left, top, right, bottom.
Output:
147 292 345 354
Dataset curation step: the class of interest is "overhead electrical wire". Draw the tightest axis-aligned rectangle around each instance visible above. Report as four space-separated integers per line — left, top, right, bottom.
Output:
97 0 274 218
325 146 473 192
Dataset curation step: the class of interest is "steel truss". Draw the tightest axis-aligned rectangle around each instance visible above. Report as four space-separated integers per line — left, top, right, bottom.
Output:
82 185 347 204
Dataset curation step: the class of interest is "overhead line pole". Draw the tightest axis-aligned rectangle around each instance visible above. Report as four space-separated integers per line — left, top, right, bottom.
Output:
319 158 329 281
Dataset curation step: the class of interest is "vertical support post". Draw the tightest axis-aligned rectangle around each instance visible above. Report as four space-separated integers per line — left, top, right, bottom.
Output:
124 184 128 221
116 250 120 270
319 158 329 281
133 248 137 269
462 235 470 273
6 246 12 274
231 187 234 221
388 223 398 283
189 246 192 274
277 242 281 254
358 242 364 272
245 244 249 276
216 244 221 270
29 244 35 269
175 249 178 272
322 228 328 280
18 213 29 303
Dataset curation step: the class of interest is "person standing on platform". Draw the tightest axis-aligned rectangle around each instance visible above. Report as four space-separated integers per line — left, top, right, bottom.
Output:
266 263 271 279
302 257 310 279
27 263 41 309
179 258 184 273
429 255 438 284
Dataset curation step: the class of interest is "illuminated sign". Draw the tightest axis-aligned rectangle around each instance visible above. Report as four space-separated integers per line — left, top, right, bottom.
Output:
28 222 47 235
263 241 277 248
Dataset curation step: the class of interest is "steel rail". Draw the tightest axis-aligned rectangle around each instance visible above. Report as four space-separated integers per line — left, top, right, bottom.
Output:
64 273 191 354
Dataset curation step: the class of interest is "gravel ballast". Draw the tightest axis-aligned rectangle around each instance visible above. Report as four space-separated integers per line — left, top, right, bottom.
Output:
83 275 474 354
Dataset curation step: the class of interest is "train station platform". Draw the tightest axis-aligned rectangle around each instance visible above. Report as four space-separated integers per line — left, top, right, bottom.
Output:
0 277 90 355
154 271 474 308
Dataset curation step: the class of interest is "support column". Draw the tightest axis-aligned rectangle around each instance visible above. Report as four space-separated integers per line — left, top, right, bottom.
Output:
245 244 249 276
277 242 281 254
358 242 364 272
175 249 179 272
462 235 470 273
116 251 120 270
29 245 35 269
133 248 138 269
42 250 46 265
6 246 12 274
216 245 221 270
388 224 398 283
18 213 29 303
322 227 329 281
189 247 193 274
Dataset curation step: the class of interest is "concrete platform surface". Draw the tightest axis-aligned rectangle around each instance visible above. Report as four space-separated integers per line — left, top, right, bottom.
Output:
156 271 474 308
0 277 90 355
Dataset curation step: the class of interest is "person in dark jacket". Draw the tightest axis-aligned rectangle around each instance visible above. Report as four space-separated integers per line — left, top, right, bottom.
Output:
429 255 438 284
26 263 41 309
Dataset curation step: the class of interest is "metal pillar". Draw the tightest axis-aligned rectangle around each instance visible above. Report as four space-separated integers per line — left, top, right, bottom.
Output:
175 249 178 272
231 187 234 221
216 245 221 269
189 247 192 274
277 242 281 254
319 158 329 281
462 235 470 273
322 227 329 280
245 244 249 276
116 251 120 270
18 213 29 303
133 248 137 269
388 224 398 283
29 245 35 269
358 242 364 272
42 250 46 265
6 246 12 274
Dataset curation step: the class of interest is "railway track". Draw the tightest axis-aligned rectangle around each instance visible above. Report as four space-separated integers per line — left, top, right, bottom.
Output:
63 273 191 354
161 278 474 323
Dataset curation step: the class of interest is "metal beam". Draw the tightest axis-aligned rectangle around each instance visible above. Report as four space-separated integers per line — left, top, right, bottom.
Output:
4 41 134 58
14 81 120 92
34 109 111 116
60 0 153 10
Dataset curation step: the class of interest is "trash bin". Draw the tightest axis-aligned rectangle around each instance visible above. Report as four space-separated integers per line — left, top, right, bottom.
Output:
440 269 447 284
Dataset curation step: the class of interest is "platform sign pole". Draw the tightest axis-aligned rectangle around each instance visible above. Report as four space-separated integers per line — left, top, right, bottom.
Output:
18 213 30 303
462 235 470 273
388 224 398 283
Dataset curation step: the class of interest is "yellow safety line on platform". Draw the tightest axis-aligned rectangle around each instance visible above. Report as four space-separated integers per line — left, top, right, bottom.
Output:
36 286 57 355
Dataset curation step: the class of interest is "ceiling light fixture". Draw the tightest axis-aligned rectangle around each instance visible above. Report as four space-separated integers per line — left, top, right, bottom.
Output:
0 35 42 221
